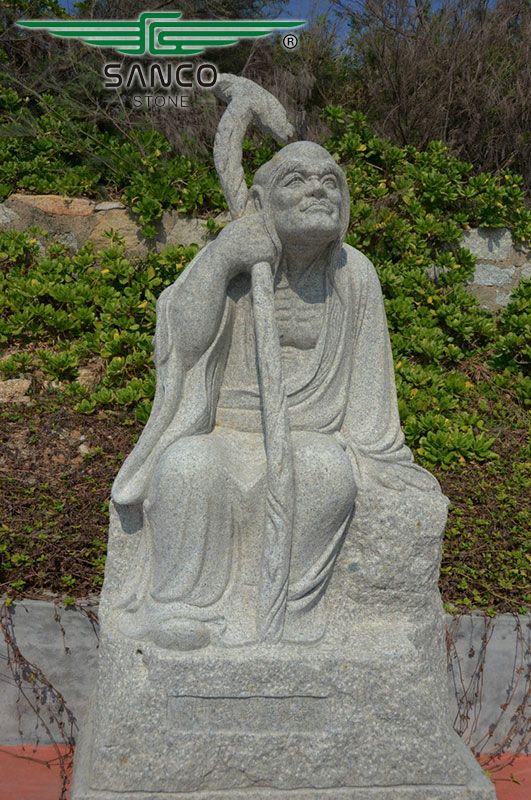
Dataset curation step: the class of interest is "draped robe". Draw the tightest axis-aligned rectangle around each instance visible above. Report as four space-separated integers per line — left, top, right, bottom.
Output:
112 242 435 627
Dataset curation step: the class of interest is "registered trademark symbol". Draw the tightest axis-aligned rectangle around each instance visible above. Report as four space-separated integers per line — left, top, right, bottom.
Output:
283 33 298 50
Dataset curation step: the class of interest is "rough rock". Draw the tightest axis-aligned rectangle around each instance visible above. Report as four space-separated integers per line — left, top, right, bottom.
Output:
462 227 515 261
89 208 146 256
495 289 512 307
0 203 19 225
214 210 231 226
8 193 95 216
0 378 31 403
56 231 79 251
77 358 105 390
161 213 211 247
469 285 499 311
94 201 126 212
2 194 97 251
472 264 515 286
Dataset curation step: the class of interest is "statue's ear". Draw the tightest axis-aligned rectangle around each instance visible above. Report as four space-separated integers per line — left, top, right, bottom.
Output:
250 185 264 212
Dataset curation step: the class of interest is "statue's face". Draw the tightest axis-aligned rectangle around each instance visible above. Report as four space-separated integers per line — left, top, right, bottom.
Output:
269 161 343 245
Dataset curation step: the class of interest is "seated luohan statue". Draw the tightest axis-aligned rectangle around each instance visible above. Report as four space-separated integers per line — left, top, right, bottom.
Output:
111 136 439 651
73 76 496 800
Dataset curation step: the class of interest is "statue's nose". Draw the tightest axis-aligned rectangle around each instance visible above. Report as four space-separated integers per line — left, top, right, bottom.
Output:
307 176 326 196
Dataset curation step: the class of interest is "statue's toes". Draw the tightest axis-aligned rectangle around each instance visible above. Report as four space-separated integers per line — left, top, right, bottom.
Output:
151 619 211 651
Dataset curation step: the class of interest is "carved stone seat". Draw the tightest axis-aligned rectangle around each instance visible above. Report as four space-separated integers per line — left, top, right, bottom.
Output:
73 492 494 799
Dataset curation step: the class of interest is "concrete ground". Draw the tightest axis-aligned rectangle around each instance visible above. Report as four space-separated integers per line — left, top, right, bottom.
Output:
0 746 528 800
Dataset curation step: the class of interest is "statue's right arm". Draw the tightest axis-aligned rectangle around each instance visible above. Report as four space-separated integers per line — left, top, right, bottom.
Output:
163 242 236 371
162 214 278 371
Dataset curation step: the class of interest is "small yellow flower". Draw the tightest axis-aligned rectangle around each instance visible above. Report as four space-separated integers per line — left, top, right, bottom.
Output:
101 268 110 275
427 296 433 304
396 360 402 369
465 380 474 389
410 387 418 397
458 455 466 464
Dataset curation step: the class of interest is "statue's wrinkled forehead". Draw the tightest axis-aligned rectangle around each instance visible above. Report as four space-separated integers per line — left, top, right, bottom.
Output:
253 141 343 189
251 140 351 240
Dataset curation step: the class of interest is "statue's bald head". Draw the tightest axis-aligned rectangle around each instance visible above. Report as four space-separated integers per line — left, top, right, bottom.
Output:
253 141 342 190
251 141 350 247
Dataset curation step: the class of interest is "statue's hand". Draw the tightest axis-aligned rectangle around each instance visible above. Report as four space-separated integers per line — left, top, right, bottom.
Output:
212 213 279 278
370 461 441 493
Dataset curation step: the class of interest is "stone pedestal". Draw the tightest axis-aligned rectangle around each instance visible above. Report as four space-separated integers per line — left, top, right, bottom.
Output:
72 491 495 800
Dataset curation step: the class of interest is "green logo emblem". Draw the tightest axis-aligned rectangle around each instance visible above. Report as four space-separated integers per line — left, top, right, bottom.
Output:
17 11 306 57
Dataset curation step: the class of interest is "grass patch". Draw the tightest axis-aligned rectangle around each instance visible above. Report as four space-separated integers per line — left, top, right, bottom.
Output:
0 399 139 601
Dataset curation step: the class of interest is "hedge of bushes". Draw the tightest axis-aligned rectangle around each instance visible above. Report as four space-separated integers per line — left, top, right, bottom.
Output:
0 93 529 612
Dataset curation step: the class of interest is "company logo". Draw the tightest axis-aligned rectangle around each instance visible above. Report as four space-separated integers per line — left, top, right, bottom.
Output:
17 10 306 57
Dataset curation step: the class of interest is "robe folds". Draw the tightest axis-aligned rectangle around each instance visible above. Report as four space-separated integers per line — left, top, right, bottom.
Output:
112 242 432 510
110 242 441 636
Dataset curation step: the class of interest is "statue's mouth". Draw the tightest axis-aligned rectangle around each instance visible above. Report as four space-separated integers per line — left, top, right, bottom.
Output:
302 200 333 213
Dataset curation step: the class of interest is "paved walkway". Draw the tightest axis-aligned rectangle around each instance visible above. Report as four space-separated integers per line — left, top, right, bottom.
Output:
0 746 529 800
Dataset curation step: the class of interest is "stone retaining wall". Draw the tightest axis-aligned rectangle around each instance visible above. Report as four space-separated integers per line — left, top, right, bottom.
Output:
0 600 528 754
0 193 219 258
462 228 530 311
0 194 529 312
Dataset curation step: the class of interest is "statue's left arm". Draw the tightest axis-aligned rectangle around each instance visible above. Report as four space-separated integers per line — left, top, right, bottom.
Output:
340 246 440 492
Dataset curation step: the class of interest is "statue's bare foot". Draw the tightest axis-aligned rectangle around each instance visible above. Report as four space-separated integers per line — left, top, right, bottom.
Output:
118 601 227 650
151 618 211 650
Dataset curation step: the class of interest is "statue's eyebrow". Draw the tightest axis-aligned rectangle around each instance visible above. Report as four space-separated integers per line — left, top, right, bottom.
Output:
281 166 339 182
282 170 304 182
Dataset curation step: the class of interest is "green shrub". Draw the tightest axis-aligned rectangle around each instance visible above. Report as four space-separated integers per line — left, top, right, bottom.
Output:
1 106 530 458
0 230 198 422
0 88 226 234
0 107 529 611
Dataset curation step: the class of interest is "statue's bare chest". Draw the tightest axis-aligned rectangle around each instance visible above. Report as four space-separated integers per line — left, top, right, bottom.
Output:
225 271 326 389
273 271 326 350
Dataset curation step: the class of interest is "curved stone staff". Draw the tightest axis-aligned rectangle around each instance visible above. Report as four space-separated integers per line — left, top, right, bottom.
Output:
212 74 295 642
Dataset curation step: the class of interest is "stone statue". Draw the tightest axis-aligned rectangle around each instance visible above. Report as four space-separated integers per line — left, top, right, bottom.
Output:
110 77 438 651
73 76 496 800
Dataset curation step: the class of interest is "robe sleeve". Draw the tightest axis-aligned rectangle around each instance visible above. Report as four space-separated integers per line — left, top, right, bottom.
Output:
341 247 439 492
111 283 186 506
112 248 233 506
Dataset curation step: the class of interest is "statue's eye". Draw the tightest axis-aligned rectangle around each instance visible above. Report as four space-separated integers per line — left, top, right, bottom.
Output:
323 176 337 188
285 175 303 186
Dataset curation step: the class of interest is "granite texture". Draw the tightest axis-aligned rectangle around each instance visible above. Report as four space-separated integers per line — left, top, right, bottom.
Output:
472 263 515 285
72 76 496 799
462 226 530 310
